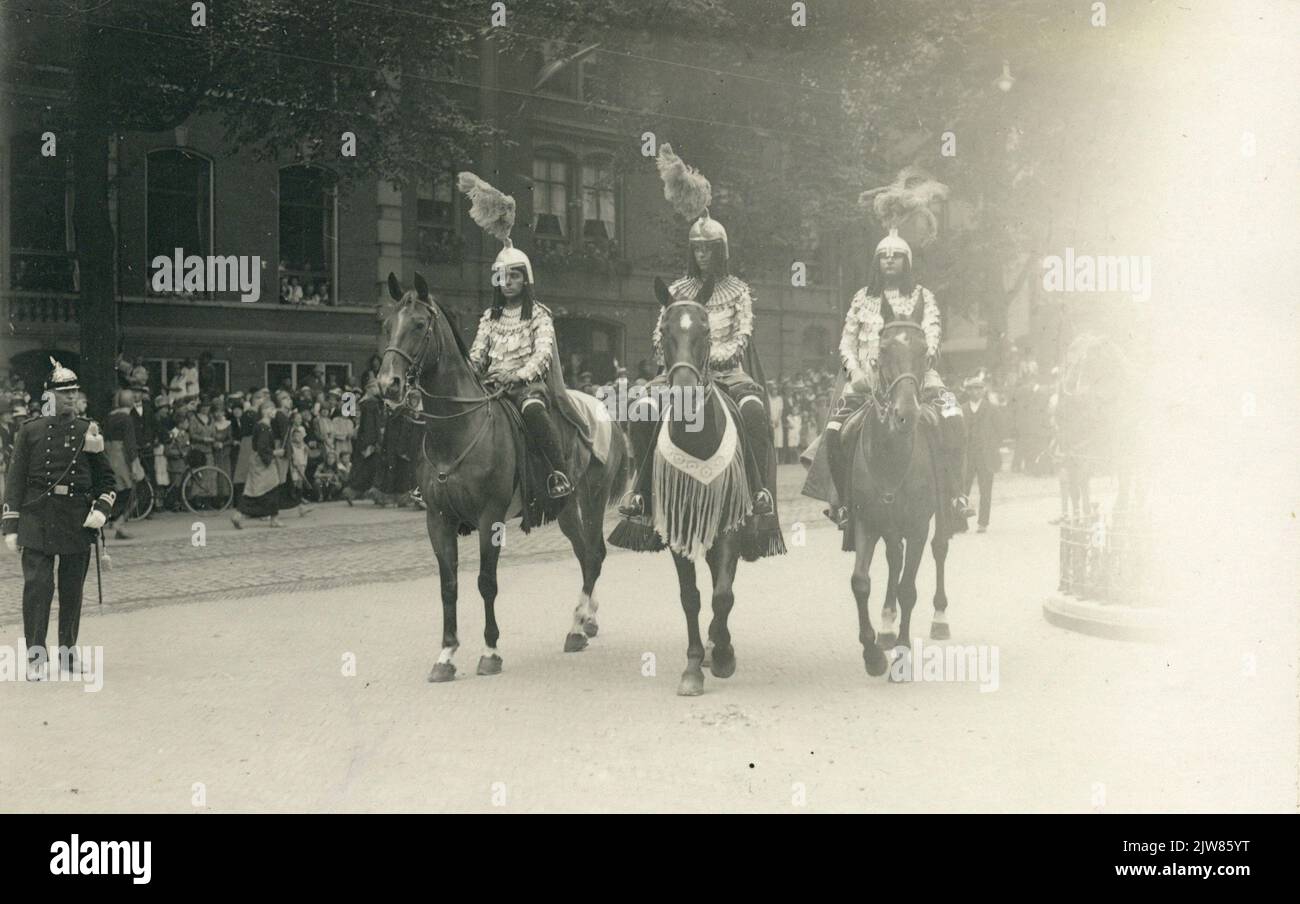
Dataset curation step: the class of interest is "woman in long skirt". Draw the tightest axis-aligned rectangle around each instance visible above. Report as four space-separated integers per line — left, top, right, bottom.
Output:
231 400 282 528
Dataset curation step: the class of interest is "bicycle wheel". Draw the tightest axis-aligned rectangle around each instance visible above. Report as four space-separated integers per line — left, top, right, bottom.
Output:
182 465 234 514
125 479 155 521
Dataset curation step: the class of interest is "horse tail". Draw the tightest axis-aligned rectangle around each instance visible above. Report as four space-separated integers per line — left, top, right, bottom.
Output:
603 422 632 510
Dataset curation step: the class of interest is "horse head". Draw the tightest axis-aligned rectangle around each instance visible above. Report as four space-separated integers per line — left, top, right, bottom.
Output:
875 294 927 433
379 271 459 407
655 275 714 391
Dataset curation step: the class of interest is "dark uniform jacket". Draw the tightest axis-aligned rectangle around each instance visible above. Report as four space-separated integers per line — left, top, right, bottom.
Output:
1 413 116 555
962 400 1002 475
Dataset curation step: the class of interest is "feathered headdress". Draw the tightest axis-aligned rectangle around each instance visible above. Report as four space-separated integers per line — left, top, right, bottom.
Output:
859 166 950 250
458 171 534 293
457 172 517 246
656 143 712 222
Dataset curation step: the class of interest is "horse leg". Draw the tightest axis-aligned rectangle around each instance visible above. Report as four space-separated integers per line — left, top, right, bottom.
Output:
558 500 592 653
475 509 505 676
427 513 460 683
673 552 706 696
705 538 739 679
852 516 888 677
930 532 951 640
894 527 928 651
576 471 608 638
879 535 903 646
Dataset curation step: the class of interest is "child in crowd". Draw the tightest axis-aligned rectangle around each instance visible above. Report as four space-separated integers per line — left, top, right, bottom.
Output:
313 450 343 501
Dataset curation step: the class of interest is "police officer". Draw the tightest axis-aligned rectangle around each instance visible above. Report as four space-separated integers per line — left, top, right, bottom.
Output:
2 359 115 681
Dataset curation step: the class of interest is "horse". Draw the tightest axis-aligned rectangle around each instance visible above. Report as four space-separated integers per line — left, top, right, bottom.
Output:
377 272 628 682
617 277 756 696
845 296 950 675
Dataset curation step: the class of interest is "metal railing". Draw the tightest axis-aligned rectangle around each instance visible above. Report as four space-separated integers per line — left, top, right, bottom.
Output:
1057 505 1154 606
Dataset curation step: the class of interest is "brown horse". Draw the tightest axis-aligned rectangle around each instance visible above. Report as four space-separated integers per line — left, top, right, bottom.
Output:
377 273 627 682
846 296 949 675
616 277 754 696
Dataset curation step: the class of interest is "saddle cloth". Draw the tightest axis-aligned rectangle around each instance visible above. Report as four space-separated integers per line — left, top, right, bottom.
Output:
502 388 612 531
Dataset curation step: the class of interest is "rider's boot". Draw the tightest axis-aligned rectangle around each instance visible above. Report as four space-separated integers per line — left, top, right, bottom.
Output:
737 400 775 517
522 403 573 499
617 417 655 518
823 426 850 529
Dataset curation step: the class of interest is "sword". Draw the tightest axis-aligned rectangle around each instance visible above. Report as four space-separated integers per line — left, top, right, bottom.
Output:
94 527 103 606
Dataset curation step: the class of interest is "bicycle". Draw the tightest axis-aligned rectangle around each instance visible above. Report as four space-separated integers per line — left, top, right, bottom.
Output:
180 462 234 514
124 478 155 521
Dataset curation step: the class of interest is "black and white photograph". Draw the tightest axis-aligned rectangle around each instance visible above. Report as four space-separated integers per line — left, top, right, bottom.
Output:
0 0 1296 844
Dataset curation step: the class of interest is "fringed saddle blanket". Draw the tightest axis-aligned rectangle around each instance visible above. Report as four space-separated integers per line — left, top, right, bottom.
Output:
651 398 751 560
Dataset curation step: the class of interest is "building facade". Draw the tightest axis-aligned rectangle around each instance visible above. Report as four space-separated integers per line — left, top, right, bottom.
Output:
3 24 1015 401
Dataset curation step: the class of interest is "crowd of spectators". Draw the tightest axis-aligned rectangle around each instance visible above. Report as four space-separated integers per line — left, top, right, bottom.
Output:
0 344 1070 535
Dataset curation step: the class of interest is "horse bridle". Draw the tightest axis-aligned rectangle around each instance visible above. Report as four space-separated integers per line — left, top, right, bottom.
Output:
384 295 505 485
659 299 714 396
871 320 926 420
868 320 926 503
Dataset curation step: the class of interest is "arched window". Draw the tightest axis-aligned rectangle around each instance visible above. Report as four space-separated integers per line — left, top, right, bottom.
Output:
531 151 570 242
581 155 617 246
278 165 337 305
9 132 75 291
147 149 212 295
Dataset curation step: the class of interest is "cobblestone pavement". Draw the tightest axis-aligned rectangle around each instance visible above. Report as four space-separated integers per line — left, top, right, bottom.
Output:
0 466 1058 626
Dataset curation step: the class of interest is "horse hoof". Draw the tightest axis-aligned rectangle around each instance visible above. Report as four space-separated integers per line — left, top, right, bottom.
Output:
476 654 503 676
582 619 599 638
887 645 913 683
930 621 951 641
427 662 457 683
709 645 736 679
563 632 589 653
877 632 898 647
677 669 705 696
863 643 889 677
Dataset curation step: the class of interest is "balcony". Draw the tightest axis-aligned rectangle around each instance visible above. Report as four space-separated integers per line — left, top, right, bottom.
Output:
4 291 78 326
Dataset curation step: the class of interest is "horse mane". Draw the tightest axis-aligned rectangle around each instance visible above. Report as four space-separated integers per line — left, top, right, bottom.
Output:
436 300 473 363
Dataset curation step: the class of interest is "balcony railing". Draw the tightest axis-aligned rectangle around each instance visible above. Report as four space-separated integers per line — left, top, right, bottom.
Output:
4 291 78 324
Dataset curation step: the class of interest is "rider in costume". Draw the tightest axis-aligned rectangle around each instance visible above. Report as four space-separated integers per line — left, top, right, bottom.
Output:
617 143 776 526
458 172 572 499
823 168 973 532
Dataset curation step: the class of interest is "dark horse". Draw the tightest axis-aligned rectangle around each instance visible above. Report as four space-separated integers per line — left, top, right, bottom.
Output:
847 297 951 676
378 273 627 682
619 277 757 696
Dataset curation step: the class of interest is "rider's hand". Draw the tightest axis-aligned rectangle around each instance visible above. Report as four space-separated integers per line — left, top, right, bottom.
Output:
4 534 17 554
83 510 107 530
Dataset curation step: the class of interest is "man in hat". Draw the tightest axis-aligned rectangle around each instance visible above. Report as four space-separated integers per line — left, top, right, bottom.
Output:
617 143 777 527
962 375 1000 532
342 377 385 505
459 171 579 499
2 359 115 680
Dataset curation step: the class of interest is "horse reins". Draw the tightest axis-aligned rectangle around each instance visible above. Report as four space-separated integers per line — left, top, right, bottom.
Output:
384 295 504 485
868 319 927 505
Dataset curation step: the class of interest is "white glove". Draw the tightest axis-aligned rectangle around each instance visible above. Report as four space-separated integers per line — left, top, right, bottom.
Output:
83 510 107 530
83 421 105 453
4 534 17 553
